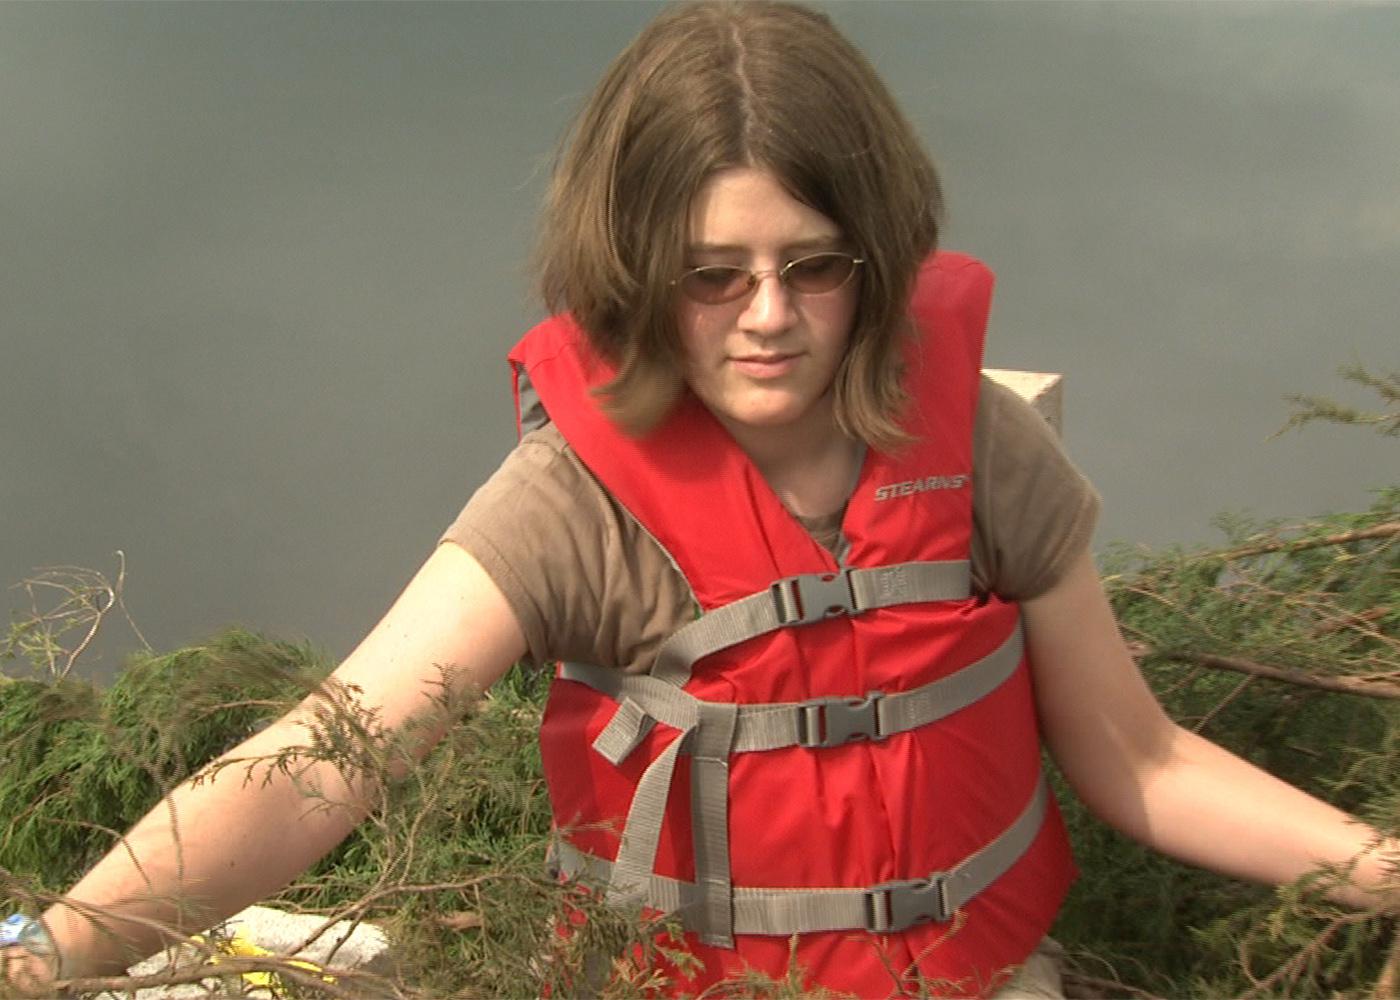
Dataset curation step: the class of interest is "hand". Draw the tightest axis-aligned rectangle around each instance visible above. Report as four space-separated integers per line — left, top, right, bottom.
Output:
1 945 57 997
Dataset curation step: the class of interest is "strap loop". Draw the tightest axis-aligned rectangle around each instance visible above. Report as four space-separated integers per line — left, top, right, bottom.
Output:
592 697 657 765
607 732 691 907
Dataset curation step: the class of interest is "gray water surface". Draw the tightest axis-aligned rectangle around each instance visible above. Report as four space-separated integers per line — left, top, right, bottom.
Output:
3 2 1396 679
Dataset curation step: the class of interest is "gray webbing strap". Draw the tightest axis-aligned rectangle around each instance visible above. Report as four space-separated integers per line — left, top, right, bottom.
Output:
582 689 742 943
651 561 972 686
561 622 1022 758
729 625 1022 751
558 623 1024 943
591 697 657 764
607 731 691 907
514 365 549 435
554 774 1049 936
690 702 739 946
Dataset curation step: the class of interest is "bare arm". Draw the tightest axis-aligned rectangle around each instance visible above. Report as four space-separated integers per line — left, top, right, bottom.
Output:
1025 548 1396 909
36 541 526 979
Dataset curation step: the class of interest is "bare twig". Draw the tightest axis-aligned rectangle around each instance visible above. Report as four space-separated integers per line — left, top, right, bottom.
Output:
1190 672 1258 734
1313 606 1392 638
56 953 388 1000
1061 970 1167 1000
1127 643 1400 700
3 553 150 681
1217 521 1400 561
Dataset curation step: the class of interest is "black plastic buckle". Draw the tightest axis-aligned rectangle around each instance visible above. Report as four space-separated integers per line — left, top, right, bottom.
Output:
797 691 886 748
771 571 857 626
864 874 951 933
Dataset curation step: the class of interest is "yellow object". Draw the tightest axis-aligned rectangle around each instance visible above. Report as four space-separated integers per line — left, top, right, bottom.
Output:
190 931 337 996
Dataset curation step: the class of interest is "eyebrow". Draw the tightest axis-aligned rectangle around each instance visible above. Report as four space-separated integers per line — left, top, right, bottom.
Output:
685 237 845 255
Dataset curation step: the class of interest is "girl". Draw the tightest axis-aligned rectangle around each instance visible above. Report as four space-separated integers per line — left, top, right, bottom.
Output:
5 3 1394 997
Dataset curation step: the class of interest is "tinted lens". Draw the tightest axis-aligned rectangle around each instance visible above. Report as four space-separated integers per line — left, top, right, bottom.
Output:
680 266 752 304
783 252 857 294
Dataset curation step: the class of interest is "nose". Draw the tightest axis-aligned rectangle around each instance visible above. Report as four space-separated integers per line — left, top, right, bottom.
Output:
738 271 797 337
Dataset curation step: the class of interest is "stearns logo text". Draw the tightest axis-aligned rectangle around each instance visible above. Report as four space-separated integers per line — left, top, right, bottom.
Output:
873 474 970 502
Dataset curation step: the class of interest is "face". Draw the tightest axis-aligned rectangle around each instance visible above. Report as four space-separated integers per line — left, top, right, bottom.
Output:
675 167 859 451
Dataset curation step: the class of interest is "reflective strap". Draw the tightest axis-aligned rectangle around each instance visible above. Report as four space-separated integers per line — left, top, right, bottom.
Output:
554 774 1050 936
651 561 972 686
561 622 1022 758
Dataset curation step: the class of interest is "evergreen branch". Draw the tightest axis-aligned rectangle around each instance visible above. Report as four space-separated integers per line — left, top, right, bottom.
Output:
1236 909 1376 1000
1340 364 1400 406
1375 923 1400 1000
1215 521 1400 560
1275 365 1400 438
1060 970 1167 1000
1278 395 1399 437
1128 644 1400 700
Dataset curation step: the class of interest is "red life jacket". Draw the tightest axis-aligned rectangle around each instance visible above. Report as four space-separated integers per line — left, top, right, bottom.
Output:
508 252 1075 998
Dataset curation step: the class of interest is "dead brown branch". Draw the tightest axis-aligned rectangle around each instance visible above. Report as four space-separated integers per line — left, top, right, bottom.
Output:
1313 606 1392 638
1061 970 1168 1000
3 552 150 681
56 953 390 1000
1218 521 1400 561
1128 643 1400 700
1189 673 1258 734
1376 923 1400 1000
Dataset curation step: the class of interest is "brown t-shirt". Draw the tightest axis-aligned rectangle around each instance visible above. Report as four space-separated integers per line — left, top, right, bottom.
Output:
444 377 1098 674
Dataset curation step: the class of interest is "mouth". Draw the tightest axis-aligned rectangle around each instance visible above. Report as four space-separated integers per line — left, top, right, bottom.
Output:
730 353 800 379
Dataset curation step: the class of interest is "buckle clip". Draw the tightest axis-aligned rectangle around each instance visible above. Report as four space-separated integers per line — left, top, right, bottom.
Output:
798 691 886 748
864 874 951 933
771 571 858 626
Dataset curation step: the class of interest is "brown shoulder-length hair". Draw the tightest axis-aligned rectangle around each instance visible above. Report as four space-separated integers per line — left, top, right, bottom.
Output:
536 0 943 450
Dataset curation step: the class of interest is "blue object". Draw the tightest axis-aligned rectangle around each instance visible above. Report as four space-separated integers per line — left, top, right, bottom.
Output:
0 913 54 956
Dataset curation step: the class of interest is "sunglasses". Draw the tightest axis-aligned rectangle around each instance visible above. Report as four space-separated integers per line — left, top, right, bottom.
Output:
672 251 865 305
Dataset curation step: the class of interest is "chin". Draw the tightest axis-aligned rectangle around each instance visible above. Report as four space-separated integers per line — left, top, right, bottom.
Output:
722 404 806 431
723 393 790 419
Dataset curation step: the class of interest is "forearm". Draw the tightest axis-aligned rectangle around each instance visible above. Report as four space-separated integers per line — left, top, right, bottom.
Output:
41 717 369 979
1028 552 1397 912
1093 723 1396 909
20 544 525 986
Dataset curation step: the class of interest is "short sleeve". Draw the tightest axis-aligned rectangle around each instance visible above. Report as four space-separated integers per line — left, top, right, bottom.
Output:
440 425 695 673
970 378 1100 601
